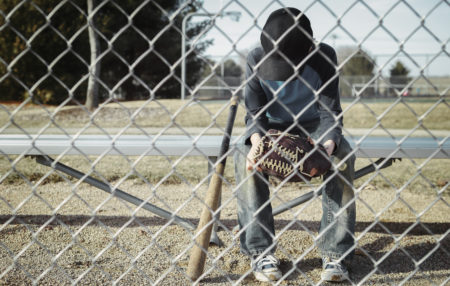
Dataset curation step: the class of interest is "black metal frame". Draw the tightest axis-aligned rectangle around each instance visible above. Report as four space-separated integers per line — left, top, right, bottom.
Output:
272 158 399 216
32 155 196 230
32 155 398 230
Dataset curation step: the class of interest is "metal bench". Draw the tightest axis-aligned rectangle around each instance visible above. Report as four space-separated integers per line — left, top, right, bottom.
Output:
1 134 449 243
2 134 448 158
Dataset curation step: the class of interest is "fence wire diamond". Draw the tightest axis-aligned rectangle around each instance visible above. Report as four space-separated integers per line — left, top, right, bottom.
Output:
0 0 449 285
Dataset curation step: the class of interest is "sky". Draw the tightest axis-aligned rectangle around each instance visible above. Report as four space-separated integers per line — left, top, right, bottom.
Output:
190 0 449 77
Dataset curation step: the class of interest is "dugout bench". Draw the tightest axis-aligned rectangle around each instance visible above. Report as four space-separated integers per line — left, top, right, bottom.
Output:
1 134 449 244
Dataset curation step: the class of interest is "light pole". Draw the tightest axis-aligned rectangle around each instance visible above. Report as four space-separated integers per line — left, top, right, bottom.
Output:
181 11 241 100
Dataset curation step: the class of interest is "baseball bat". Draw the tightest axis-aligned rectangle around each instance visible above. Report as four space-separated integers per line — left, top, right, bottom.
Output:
187 95 239 281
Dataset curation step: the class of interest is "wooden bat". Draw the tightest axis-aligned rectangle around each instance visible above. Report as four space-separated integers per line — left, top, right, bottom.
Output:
187 95 239 281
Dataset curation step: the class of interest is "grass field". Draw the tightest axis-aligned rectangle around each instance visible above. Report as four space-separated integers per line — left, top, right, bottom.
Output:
1 98 449 131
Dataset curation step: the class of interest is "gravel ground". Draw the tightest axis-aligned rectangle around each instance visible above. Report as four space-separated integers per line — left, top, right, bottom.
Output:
0 179 449 285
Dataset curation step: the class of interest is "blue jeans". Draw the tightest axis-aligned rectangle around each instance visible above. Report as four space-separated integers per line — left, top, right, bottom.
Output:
234 131 356 260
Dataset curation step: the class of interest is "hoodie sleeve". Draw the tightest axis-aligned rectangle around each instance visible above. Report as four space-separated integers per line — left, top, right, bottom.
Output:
315 44 343 148
244 48 269 145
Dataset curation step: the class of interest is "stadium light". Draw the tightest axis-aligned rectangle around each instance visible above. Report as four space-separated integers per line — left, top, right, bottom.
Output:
181 11 241 100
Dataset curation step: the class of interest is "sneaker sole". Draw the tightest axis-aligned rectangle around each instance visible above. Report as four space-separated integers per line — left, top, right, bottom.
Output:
254 271 282 282
321 271 349 282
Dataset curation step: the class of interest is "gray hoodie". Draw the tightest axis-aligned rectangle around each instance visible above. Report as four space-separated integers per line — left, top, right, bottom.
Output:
243 43 343 149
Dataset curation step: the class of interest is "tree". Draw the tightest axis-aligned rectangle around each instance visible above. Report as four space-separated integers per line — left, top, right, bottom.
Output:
389 60 410 95
94 0 212 100
337 46 376 97
223 59 243 78
0 0 89 104
221 59 243 97
0 0 211 104
338 46 375 77
389 61 410 78
85 0 100 111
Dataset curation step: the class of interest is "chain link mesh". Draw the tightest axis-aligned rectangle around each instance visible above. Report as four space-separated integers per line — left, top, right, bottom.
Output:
0 0 449 285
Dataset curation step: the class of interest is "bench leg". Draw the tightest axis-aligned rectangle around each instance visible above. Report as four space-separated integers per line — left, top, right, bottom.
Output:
33 155 195 230
272 158 399 217
354 158 398 179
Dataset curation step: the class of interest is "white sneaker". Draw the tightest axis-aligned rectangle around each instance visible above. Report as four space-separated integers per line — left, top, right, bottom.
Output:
321 257 349 282
251 254 282 282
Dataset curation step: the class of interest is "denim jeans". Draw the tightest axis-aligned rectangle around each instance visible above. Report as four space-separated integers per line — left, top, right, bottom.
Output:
234 129 356 260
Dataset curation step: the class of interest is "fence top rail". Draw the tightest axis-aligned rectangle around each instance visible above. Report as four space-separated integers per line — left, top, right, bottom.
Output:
0 134 448 159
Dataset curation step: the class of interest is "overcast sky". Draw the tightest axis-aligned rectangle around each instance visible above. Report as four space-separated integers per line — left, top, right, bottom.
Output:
191 0 449 76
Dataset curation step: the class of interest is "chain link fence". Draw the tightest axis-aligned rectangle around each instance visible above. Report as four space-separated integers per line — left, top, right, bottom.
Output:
0 0 449 285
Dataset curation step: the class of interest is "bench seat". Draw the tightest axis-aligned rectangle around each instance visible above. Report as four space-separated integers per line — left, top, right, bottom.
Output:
1 134 449 159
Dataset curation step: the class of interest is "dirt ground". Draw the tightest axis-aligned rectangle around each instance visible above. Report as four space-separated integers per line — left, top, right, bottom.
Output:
0 178 448 285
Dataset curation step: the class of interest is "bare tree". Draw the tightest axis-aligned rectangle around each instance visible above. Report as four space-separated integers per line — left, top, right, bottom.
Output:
86 0 100 111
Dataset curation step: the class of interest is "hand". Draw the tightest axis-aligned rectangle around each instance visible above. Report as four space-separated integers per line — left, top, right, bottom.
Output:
323 140 336 156
247 133 263 171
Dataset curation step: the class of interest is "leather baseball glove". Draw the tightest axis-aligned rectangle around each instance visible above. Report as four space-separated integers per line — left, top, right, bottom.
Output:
253 129 331 182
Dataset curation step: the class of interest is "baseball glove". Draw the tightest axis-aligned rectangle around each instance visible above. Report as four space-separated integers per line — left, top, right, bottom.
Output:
253 129 331 182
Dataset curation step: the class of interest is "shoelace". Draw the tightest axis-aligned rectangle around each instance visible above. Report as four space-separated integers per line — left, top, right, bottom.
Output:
255 254 279 269
323 257 346 271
